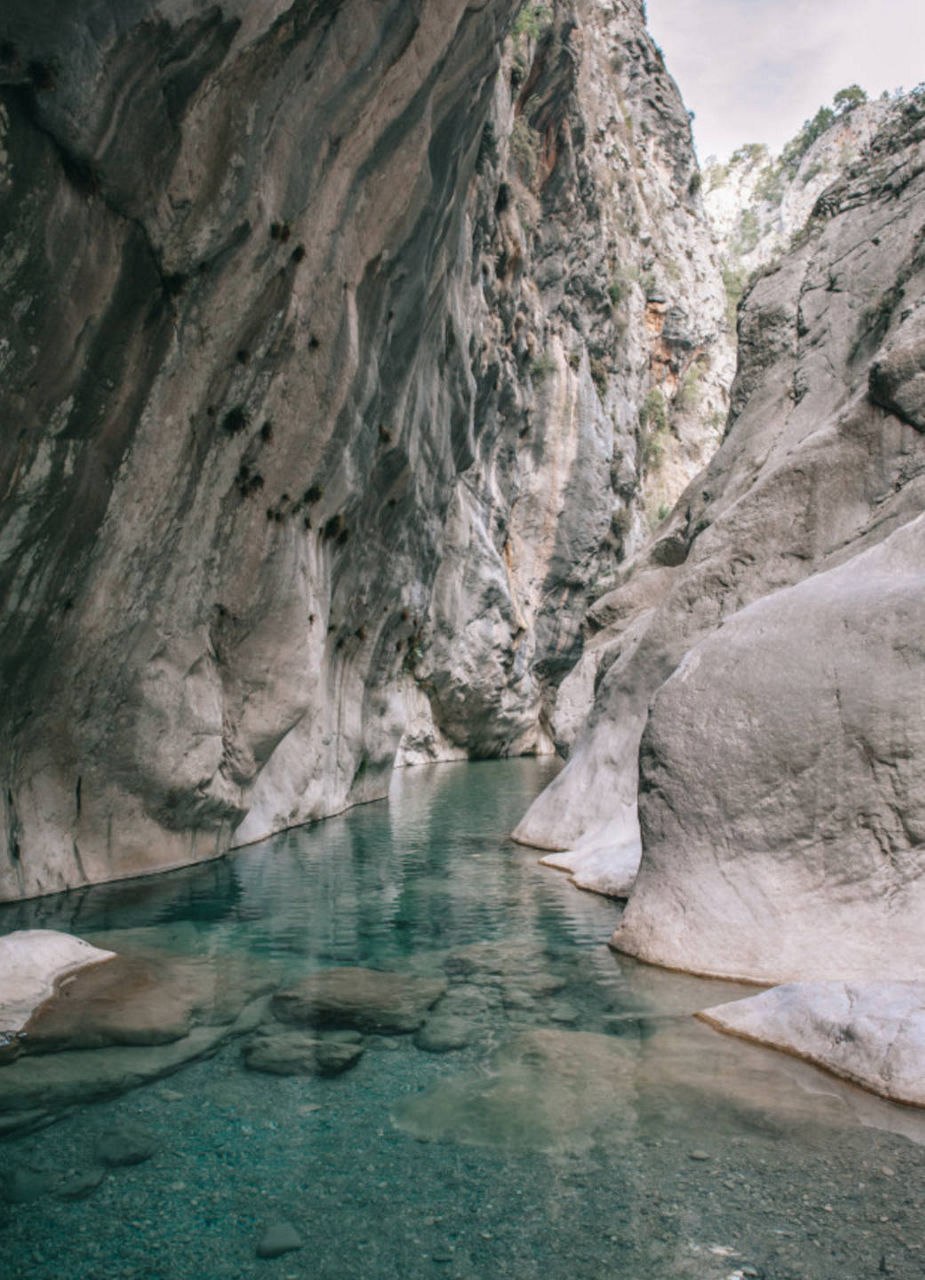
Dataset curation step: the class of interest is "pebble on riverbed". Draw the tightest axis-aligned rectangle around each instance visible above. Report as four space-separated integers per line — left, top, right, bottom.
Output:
256 1222 303 1259
95 1123 156 1167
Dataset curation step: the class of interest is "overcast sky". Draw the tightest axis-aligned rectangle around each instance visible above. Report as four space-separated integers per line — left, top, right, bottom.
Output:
645 0 925 161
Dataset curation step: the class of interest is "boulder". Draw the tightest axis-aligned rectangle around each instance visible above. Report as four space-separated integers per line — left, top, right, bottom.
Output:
698 982 925 1107
0 995 268 1137
243 1028 363 1076
272 968 446 1034
0 930 115 1060
414 1015 476 1053
394 1027 636 1154
613 517 925 983
95 1122 156 1167
20 953 218 1053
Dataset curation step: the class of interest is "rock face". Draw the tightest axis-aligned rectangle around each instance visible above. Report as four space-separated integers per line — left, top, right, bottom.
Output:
0 0 727 901
699 983 925 1108
516 89 925 981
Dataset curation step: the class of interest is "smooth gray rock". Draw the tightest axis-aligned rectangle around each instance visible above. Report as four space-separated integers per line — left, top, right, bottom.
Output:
699 982 925 1106
272 968 447 1034
19 951 236 1053
435 984 491 1019
0 1167 54 1204
614 517 925 982
0 995 268 1137
243 1028 364 1077
256 1222 303 1260
56 1168 106 1201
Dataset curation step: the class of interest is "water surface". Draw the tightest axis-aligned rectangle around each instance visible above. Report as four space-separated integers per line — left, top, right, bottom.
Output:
1 759 923 1279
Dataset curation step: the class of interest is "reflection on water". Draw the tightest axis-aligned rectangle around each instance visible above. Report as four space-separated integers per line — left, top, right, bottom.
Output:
1 759 923 1280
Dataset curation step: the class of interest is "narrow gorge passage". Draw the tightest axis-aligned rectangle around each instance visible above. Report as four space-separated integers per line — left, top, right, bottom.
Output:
1 0 924 1275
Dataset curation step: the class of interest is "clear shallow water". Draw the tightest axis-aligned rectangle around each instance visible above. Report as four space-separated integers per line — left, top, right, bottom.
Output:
1 758 923 1279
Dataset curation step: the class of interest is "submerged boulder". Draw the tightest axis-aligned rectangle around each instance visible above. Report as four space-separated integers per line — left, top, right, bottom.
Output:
699 982 925 1107
20 952 220 1053
272 967 447 1034
243 1027 364 1076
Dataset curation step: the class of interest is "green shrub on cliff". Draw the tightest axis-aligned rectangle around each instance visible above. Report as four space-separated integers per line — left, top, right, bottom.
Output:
513 3 550 41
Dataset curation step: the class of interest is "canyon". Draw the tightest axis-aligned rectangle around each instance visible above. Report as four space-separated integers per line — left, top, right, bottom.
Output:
0 0 923 1113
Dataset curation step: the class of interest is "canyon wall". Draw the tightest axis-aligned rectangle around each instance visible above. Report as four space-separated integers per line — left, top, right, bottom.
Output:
0 0 728 900
517 90 925 981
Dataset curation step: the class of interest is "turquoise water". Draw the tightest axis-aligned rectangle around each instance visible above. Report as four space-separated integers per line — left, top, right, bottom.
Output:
1 759 923 1279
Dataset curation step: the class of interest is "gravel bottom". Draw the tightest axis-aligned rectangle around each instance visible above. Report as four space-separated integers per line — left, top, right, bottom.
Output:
1 1022 923 1280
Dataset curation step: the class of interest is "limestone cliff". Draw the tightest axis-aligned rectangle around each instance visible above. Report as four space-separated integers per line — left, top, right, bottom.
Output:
704 96 894 282
0 0 727 900
516 89 925 982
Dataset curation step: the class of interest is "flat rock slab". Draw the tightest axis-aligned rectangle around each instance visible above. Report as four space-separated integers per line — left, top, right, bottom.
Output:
243 1028 363 1076
698 981 925 1107
0 931 115 1057
394 1027 635 1154
0 995 268 1137
272 968 447 1034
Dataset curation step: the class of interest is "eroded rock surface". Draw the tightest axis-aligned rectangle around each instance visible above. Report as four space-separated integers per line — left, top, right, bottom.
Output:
517 90 925 980
699 983 925 1107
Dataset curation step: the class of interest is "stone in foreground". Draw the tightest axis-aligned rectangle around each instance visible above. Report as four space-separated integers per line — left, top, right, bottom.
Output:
243 1028 363 1076
0 931 115 1060
272 968 447 1034
698 982 925 1107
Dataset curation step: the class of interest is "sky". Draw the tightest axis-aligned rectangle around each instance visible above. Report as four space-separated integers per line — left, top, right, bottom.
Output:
644 0 925 161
